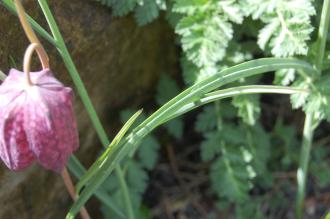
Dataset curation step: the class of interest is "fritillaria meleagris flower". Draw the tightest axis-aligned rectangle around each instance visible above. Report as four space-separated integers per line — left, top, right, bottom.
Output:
0 68 79 172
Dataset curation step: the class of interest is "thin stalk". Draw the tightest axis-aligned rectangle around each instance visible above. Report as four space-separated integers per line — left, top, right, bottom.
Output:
61 168 91 219
23 43 47 86
296 113 315 219
14 0 49 67
296 0 330 218
116 167 135 219
1 0 57 46
13 0 49 86
68 157 126 219
36 1 134 218
315 0 330 71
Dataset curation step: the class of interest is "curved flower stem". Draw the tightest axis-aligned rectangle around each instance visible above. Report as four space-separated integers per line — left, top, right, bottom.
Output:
36 1 134 218
23 43 49 86
61 168 91 219
14 0 49 69
296 1 330 218
14 1 102 217
2 0 56 45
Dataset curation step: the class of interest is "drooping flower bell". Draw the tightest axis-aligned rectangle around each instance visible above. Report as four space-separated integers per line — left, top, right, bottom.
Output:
0 43 79 172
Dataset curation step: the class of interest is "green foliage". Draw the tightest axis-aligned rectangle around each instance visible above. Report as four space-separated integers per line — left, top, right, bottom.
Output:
88 0 330 217
195 106 217 133
100 109 160 218
156 74 184 138
246 124 271 178
195 102 272 213
290 78 311 109
200 131 222 161
135 0 165 26
156 74 180 105
272 119 299 169
232 95 261 125
274 68 296 85
325 211 330 219
181 56 215 86
234 201 266 219
211 144 252 203
245 0 315 57
291 75 330 122
304 75 330 122
174 0 244 69
96 0 166 25
310 147 330 188
244 0 316 90
96 0 137 16
137 136 160 170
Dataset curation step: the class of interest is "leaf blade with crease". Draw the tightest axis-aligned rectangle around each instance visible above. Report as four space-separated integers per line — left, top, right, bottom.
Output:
76 109 143 193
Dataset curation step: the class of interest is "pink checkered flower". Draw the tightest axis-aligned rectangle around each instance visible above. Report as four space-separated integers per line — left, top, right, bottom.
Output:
0 68 79 172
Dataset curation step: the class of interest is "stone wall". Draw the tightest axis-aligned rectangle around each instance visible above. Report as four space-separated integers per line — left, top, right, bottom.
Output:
0 0 176 218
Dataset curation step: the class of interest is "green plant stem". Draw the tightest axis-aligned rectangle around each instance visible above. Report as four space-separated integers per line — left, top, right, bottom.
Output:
296 113 315 219
36 1 134 218
68 157 126 219
1 0 56 46
295 1 330 218
116 166 135 219
315 0 330 71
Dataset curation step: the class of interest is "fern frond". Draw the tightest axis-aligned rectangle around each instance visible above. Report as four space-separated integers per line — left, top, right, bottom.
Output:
135 0 159 26
174 0 244 68
232 95 260 126
95 0 166 25
247 0 315 57
211 143 253 203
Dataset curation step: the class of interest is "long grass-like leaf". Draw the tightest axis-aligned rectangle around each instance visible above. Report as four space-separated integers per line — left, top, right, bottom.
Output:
76 109 142 193
66 58 316 218
68 157 126 219
166 85 308 121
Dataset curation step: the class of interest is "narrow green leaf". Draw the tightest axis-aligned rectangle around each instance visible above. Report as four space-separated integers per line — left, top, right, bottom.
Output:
76 109 143 193
67 58 316 218
325 211 330 219
67 157 126 219
0 70 7 81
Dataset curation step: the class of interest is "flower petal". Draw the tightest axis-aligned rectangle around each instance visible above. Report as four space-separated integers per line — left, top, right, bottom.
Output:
0 95 35 171
25 84 79 172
